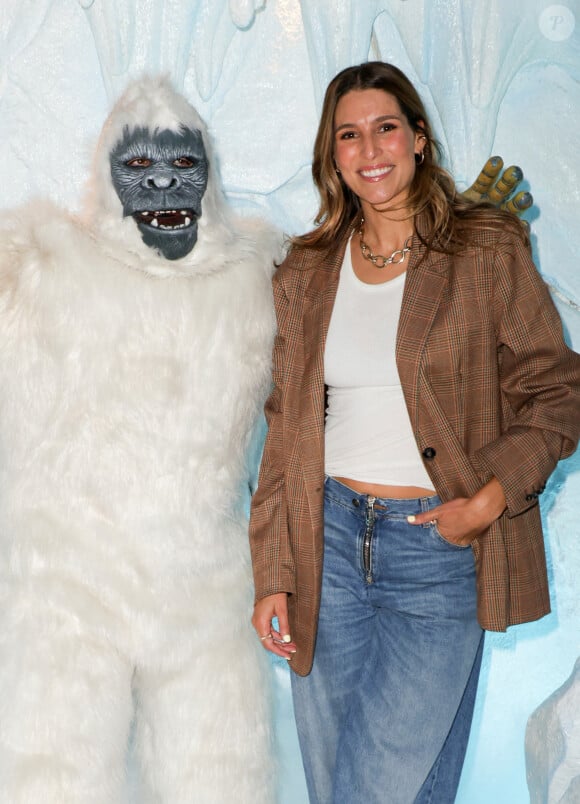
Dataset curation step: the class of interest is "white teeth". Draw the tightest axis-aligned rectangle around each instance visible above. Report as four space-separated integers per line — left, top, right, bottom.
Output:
139 210 193 230
361 166 392 178
159 222 189 230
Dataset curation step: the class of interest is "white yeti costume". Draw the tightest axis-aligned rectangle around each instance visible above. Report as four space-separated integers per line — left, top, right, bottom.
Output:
0 78 279 803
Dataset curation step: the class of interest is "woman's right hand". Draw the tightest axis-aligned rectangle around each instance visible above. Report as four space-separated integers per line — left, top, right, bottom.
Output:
252 592 297 661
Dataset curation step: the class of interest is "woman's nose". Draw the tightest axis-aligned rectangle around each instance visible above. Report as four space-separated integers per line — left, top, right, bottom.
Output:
360 133 379 159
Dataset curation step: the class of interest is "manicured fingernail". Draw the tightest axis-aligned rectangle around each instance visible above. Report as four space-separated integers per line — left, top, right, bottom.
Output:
290 649 297 654
407 515 416 523
283 634 292 643
286 655 292 661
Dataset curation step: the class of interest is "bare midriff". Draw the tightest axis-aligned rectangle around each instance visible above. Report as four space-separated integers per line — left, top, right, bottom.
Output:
333 477 436 499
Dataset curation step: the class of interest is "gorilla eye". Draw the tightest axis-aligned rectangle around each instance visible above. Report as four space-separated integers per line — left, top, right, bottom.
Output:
173 157 195 168
126 157 152 168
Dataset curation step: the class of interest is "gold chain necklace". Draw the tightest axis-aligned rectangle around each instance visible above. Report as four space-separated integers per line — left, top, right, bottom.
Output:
358 219 413 269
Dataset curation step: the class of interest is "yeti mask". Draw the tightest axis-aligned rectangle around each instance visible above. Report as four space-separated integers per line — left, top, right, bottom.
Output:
110 125 208 260
87 76 234 274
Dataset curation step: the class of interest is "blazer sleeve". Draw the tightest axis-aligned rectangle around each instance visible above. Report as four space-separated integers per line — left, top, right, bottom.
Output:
472 230 580 517
249 265 297 601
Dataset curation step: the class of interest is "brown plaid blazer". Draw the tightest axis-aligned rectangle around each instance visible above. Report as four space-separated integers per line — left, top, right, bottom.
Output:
249 221 580 676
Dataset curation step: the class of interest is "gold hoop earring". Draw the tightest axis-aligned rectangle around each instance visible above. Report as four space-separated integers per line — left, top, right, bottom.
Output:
415 151 425 166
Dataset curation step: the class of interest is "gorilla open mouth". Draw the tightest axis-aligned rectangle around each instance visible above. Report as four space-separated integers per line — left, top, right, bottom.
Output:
134 210 196 230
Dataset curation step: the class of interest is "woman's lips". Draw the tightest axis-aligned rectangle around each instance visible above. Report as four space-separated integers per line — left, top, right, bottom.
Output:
358 165 393 180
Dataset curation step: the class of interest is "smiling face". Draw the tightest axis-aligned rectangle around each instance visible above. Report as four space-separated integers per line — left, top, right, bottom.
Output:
333 88 424 216
110 125 209 260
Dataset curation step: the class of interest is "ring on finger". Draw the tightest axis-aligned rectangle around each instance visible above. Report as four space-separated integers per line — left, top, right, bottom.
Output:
260 633 273 641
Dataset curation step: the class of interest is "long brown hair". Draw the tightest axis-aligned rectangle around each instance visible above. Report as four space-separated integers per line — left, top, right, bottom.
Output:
293 61 526 253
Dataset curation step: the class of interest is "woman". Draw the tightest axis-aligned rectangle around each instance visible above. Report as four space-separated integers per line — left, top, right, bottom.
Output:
249 62 580 803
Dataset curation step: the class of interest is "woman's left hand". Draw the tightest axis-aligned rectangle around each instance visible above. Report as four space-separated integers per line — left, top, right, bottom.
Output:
407 477 507 547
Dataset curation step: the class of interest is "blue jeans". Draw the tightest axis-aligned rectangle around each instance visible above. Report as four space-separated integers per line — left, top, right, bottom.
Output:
291 476 484 804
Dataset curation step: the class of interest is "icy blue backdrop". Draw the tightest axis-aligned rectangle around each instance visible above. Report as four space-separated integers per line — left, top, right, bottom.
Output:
1 1 579 801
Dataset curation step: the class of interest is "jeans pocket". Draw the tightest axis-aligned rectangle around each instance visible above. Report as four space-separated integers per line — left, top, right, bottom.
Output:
429 521 471 550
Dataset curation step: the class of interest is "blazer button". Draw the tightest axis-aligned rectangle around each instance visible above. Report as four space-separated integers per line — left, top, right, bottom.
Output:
525 493 537 501
422 447 437 460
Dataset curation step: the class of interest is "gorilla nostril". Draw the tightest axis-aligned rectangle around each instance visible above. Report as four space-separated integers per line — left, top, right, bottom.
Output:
143 174 179 190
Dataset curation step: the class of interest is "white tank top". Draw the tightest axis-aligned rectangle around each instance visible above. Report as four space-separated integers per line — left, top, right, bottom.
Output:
324 241 434 489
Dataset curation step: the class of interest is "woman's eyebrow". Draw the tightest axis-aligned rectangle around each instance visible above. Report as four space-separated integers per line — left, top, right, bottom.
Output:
334 114 401 133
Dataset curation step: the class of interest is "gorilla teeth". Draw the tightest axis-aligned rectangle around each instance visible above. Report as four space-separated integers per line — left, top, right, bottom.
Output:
137 209 194 230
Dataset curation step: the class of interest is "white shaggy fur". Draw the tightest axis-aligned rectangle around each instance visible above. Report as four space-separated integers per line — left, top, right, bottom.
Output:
0 78 280 803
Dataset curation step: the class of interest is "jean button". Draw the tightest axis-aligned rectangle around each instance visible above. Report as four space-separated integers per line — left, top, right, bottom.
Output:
352 498 360 507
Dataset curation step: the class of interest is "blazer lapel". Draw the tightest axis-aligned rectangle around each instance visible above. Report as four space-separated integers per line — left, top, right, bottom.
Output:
302 255 343 363
396 244 449 431
300 240 346 529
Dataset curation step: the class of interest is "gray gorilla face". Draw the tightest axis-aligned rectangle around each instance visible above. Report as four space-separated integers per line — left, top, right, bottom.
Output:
110 126 209 260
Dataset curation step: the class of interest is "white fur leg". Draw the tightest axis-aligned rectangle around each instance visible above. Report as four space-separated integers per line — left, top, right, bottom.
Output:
133 631 275 804
0 608 134 804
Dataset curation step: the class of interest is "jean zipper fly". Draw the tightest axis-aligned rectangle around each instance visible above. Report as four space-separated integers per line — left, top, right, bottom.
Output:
363 495 376 584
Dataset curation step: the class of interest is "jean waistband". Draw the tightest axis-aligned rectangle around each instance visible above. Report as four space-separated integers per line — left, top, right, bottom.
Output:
324 475 441 514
